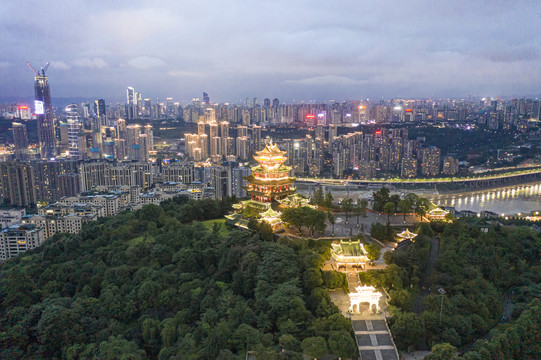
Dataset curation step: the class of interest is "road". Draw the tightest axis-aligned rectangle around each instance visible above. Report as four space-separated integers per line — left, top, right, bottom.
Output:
412 236 440 314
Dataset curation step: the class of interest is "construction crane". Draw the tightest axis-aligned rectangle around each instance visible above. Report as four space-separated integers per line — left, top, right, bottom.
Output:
26 61 49 76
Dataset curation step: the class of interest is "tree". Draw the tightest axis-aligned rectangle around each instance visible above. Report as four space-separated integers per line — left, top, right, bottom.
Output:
371 222 394 242
415 198 430 220
425 343 458 360
257 221 274 241
404 193 419 205
365 244 381 263
281 207 303 233
281 206 326 237
383 201 396 222
398 199 412 222
444 212 457 222
342 198 353 223
307 208 327 236
323 192 334 209
354 200 361 225
328 330 358 359
390 312 426 350
372 187 390 212
327 211 336 236
98 335 146 360
301 336 328 359
314 188 324 207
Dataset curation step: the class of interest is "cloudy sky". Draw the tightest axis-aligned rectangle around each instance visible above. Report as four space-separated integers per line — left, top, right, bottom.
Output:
2 0 541 103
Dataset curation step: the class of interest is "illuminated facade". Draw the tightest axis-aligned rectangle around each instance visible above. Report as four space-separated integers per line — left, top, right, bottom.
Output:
331 239 369 270
33 71 56 159
243 140 296 203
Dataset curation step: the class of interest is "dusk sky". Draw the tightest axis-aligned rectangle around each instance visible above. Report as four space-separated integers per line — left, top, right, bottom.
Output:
2 0 541 103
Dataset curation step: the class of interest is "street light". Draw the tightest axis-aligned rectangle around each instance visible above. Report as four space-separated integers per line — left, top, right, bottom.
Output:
438 288 446 326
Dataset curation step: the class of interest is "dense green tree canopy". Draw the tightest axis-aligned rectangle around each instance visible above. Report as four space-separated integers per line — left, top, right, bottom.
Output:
0 197 357 359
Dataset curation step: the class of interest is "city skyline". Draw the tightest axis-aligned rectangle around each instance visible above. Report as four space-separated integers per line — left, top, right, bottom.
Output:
2 1 541 103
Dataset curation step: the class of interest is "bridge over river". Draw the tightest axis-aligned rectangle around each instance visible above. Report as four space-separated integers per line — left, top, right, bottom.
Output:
296 167 541 191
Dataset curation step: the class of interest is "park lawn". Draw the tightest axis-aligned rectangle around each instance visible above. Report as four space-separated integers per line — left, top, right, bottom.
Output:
202 218 229 236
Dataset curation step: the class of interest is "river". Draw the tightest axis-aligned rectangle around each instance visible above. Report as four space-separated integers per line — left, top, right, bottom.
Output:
426 182 541 215
297 182 541 216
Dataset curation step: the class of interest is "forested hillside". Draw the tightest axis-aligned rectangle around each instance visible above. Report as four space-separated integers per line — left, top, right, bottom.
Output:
0 197 357 359
359 221 540 358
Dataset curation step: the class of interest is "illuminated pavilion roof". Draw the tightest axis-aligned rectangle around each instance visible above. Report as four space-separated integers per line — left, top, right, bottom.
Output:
260 208 281 218
253 139 288 168
397 229 418 240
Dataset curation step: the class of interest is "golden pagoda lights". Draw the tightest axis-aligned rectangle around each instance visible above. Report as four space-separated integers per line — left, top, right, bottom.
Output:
243 140 296 204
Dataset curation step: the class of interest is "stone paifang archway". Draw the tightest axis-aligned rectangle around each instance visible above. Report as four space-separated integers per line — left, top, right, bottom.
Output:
349 285 383 314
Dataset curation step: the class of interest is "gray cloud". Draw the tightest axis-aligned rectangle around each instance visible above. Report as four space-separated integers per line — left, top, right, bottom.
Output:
73 58 109 69
50 61 70 70
285 76 366 85
2 0 541 102
128 56 165 69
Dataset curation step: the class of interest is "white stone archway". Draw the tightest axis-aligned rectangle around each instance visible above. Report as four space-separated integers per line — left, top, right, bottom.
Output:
348 285 383 314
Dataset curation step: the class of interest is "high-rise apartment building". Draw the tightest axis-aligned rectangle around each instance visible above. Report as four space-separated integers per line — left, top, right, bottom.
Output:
66 104 82 159
32 159 79 203
442 156 459 176
421 146 441 176
12 122 29 160
0 162 37 207
401 157 417 178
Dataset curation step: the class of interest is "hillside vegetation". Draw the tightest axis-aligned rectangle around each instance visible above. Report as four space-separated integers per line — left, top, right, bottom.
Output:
0 197 357 359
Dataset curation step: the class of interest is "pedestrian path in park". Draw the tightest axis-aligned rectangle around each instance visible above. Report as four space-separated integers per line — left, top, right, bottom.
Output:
344 272 399 360
351 317 399 360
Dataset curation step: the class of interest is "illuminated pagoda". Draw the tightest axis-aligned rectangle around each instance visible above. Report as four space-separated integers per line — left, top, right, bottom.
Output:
243 139 296 206
227 139 301 230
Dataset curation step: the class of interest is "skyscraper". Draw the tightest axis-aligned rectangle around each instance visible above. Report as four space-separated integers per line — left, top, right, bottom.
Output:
28 63 56 159
94 99 106 127
126 87 135 119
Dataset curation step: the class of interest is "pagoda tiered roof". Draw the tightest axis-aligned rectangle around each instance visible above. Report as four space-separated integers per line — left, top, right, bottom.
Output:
243 188 296 198
260 208 281 218
250 165 292 174
254 140 287 159
253 140 288 170
243 175 296 186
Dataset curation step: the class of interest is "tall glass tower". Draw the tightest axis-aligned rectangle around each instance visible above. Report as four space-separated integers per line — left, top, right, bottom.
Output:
30 63 57 159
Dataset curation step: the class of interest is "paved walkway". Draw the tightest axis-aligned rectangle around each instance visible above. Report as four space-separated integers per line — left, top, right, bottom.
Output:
351 314 399 360
328 270 400 360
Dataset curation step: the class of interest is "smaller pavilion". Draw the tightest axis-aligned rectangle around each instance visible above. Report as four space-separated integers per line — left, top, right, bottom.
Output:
396 229 418 242
331 239 369 271
394 229 418 252
260 208 283 230
426 205 450 221
348 285 383 314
